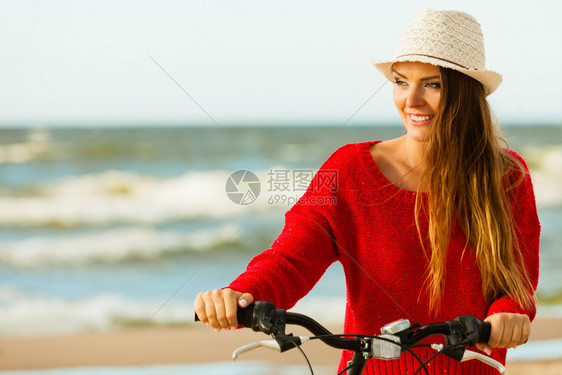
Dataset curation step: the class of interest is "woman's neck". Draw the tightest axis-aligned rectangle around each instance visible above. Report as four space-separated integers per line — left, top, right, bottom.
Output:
399 135 426 171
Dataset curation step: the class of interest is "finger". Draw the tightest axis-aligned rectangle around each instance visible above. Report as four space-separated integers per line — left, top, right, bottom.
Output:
497 316 516 348
224 291 240 328
211 289 229 329
476 343 492 356
507 318 523 348
203 290 220 329
517 316 531 346
486 317 502 348
520 318 531 345
194 293 208 325
238 293 254 307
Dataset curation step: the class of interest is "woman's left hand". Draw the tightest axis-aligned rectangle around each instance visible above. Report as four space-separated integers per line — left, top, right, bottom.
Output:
476 312 530 355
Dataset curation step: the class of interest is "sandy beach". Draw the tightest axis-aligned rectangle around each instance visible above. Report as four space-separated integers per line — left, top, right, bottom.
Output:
1 317 561 374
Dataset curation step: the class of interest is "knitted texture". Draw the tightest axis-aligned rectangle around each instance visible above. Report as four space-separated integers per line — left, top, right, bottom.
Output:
228 141 540 375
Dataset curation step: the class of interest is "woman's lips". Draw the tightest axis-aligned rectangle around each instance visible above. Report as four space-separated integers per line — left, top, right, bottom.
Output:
408 114 434 126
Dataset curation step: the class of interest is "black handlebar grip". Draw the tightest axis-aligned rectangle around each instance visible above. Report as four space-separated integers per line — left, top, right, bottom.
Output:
194 304 254 327
478 321 492 343
236 304 254 328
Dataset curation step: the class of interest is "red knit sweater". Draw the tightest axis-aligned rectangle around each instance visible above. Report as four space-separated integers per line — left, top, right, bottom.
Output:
228 141 540 375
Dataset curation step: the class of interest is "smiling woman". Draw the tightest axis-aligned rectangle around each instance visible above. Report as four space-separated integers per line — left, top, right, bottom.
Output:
194 8 540 375
370 8 538 340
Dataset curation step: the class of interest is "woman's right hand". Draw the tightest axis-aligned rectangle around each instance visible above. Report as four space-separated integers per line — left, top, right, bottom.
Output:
194 288 254 331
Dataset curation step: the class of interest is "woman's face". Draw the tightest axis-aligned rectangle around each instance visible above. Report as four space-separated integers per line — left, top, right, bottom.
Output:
392 62 442 141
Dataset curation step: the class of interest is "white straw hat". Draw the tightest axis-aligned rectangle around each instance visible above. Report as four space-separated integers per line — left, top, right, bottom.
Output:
372 8 502 96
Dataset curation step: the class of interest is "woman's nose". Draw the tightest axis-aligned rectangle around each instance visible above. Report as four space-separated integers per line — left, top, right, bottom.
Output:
406 86 425 108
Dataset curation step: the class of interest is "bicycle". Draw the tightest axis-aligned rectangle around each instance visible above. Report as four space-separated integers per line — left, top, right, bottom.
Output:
195 300 505 375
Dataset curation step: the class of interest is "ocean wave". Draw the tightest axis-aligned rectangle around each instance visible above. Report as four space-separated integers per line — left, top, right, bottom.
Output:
0 288 194 336
0 224 241 268
0 141 49 164
0 127 52 164
0 169 287 227
521 145 562 207
291 296 346 326
0 145 558 230
0 287 345 336
1 286 559 338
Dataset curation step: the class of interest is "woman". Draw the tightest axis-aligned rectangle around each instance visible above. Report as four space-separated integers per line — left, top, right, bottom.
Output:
194 9 540 374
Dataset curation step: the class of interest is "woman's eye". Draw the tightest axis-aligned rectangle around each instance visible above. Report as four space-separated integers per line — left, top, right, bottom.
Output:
425 82 441 89
393 78 407 86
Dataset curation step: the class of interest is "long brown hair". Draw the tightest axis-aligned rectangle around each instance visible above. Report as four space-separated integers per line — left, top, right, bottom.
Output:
416 67 534 314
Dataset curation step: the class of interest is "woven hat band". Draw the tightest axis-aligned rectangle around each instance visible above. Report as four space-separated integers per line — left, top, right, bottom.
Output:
395 54 470 70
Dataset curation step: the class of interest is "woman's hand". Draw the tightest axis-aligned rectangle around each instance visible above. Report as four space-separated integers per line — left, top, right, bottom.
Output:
194 288 254 331
476 313 530 355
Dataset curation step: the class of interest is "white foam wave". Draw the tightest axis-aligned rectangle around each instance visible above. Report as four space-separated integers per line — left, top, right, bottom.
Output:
291 296 346 326
0 287 345 337
522 145 562 207
2 288 560 340
0 288 194 336
0 169 286 227
3 145 555 231
0 127 52 164
506 338 562 362
0 224 239 267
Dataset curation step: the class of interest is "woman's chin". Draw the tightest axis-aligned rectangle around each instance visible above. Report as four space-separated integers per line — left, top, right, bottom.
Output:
405 128 430 143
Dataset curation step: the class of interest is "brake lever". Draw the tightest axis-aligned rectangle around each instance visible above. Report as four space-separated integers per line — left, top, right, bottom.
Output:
232 339 282 360
430 344 505 374
232 336 310 360
461 349 505 374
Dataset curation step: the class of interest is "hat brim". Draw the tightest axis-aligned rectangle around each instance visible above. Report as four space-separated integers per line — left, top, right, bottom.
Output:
372 56 502 96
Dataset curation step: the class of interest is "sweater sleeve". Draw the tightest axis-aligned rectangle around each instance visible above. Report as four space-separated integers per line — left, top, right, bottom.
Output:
486 151 541 321
227 148 344 310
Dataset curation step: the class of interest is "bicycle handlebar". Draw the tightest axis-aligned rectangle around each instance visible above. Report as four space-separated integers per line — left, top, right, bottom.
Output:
194 301 362 351
194 301 491 350
194 301 501 374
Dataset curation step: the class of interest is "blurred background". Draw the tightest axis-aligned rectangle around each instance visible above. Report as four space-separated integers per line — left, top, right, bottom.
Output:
1 0 561 374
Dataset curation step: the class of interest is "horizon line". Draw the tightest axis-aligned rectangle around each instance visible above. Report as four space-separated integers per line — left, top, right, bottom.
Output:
1 121 560 129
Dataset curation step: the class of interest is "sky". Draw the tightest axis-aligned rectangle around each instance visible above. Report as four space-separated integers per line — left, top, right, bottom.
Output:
1 0 561 126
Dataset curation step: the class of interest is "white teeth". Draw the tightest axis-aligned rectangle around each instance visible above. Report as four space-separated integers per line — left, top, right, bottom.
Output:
410 115 432 122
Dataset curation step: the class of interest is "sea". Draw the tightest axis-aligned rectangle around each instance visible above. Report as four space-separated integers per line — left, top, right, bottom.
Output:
1 124 561 373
